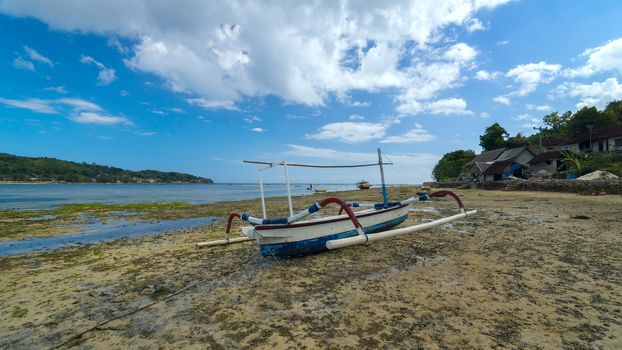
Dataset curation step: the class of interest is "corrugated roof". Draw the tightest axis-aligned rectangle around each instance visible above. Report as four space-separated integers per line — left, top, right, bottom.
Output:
467 148 506 166
481 160 513 175
496 147 533 162
529 151 562 164
560 125 622 146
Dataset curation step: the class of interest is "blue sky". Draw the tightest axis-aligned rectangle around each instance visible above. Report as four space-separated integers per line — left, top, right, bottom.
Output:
1 0 622 183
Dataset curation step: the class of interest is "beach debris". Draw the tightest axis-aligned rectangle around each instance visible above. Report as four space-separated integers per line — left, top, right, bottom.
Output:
577 170 619 181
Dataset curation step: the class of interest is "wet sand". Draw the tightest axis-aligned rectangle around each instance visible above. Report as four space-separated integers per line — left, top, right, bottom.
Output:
1 187 621 349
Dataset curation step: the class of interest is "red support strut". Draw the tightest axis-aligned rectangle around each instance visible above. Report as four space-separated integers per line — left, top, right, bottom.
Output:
428 190 465 210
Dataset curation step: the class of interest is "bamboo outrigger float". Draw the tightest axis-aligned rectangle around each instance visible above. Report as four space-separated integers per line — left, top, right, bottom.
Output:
197 148 476 257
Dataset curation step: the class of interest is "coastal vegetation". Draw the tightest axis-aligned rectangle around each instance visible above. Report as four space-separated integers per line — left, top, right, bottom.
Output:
433 100 622 179
0 153 213 184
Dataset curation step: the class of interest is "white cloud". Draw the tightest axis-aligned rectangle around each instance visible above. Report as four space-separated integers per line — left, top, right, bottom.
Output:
80 55 117 85
151 109 165 115
480 112 490 119
70 112 133 126
493 95 511 105
474 70 500 80
0 97 101 114
186 97 238 111
244 116 262 123
139 131 157 136
0 1 511 111
23 46 53 67
381 125 436 143
564 38 622 77
443 43 477 63
497 40 510 46
169 107 184 113
426 98 473 115
44 86 68 93
251 127 265 132
465 18 485 32
56 98 102 111
556 77 622 110
0 97 57 113
348 114 365 120
521 118 541 129
506 61 561 96
526 104 552 112
511 113 530 121
119 90 129 97
306 122 387 143
13 57 34 71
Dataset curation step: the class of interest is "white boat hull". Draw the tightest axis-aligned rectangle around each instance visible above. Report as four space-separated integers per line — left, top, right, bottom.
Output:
241 205 410 256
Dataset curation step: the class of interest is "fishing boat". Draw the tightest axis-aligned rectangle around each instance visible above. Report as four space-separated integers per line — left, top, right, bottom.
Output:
197 148 476 257
356 180 371 189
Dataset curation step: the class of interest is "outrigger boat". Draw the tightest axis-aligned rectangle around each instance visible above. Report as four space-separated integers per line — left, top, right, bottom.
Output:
197 148 476 257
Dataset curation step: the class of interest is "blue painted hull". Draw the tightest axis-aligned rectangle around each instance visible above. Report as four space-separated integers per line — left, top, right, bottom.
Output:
259 214 408 257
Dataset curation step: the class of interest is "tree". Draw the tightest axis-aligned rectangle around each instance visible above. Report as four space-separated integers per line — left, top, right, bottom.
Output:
432 150 476 181
566 106 618 138
603 100 622 123
479 123 509 151
506 132 530 148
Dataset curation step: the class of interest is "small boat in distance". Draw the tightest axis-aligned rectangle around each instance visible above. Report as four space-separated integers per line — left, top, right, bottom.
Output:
356 180 371 189
197 148 476 257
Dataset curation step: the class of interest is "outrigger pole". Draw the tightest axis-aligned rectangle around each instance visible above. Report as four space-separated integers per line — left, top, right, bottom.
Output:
377 148 389 208
243 158 393 220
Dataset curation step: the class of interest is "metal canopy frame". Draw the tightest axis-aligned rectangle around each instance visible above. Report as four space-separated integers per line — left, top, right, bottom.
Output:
244 148 393 219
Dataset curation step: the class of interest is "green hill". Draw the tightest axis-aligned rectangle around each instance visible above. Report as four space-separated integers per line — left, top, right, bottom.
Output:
0 153 213 184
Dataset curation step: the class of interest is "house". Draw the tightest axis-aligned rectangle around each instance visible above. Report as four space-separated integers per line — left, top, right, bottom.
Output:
468 147 535 182
467 148 507 179
528 150 562 177
557 125 622 153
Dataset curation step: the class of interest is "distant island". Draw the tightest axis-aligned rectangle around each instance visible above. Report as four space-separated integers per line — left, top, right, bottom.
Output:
0 153 214 184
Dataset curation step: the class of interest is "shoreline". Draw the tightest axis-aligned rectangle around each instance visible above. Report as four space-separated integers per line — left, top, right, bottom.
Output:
1 188 621 349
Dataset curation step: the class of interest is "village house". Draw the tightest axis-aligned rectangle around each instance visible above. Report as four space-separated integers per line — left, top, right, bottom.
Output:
468 147 535 182
528 150 562 177
556 125 622 153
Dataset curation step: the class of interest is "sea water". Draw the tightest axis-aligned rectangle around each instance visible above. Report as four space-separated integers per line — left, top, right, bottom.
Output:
0 183 355 210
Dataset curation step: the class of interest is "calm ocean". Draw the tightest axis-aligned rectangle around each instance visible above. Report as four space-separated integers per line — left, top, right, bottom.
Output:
0 183 356 210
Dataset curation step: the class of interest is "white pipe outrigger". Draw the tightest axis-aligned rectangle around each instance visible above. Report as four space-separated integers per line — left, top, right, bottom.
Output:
196 148 477 257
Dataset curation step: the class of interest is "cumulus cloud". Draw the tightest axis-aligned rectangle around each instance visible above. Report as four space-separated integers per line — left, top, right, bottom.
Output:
526 104 552 112
426 98 473 115
23 46 53 67
380 125 436 143
564 38 622 77
556 77 622 110
398 97 472 115
443 43 477 63
80 55 117 85
251 127 265 133
70 112 133 126
348 114 365 120
0 1 510 112
506 61 561 96
306 122 387 144
493 95 511 105
474 70 500 80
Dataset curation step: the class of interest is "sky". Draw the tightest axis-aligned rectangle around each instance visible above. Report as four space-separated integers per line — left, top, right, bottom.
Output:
1 0 622 184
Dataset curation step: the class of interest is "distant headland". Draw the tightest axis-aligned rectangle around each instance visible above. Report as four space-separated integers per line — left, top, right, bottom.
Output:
0 153 213 184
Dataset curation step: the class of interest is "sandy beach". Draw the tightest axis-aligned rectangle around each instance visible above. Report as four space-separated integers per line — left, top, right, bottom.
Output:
1 187 621 349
